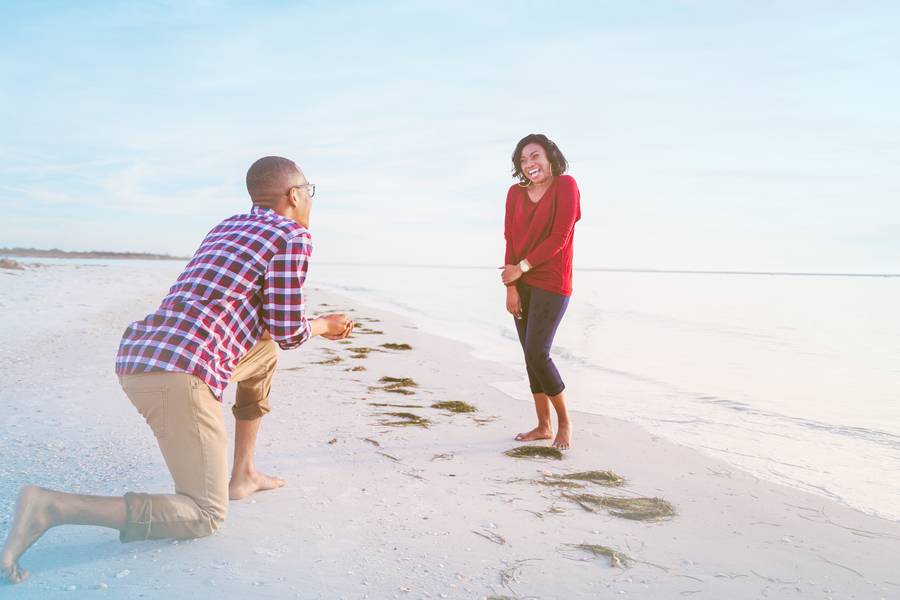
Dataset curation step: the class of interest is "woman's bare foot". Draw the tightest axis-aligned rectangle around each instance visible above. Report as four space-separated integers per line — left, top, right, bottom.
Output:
551 423 571 450
228 471 286 501
1 486 59 584
514 426 553 442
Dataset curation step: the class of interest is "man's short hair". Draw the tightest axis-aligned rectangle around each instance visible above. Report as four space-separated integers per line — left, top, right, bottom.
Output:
246 156 300 199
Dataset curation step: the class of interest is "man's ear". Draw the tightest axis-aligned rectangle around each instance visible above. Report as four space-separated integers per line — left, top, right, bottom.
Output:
286 187 299 207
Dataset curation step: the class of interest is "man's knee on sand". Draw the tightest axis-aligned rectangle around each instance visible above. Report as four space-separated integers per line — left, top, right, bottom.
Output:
120 492 227 543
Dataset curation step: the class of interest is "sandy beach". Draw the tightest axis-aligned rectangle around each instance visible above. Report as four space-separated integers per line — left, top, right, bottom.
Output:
1 262 899 599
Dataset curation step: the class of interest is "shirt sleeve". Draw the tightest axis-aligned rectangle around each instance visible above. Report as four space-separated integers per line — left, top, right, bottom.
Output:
262 232 312 350
524 177 580 269
504 188 515 266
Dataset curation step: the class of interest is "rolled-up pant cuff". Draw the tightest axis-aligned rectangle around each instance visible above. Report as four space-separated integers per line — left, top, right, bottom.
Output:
120 492 153 543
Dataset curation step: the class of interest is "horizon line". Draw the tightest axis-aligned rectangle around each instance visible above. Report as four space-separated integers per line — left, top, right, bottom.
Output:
3 249 897 278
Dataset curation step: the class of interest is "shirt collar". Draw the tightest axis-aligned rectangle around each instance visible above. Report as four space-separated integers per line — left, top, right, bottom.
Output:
251 204 275 215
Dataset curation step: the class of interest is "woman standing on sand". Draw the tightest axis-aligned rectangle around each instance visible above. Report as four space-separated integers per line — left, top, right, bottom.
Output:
501 133 581 450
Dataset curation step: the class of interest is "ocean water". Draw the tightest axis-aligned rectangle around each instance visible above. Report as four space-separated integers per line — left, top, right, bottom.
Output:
309 264 900 522
3 258 898 522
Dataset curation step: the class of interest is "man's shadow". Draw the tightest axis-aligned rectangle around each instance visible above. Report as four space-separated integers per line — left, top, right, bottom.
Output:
10 528 170 581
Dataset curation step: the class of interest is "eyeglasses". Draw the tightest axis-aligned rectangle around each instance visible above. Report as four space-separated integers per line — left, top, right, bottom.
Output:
291 184 316 198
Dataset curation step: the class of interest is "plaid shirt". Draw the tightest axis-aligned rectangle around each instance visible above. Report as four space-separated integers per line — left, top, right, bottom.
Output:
116 205 312 398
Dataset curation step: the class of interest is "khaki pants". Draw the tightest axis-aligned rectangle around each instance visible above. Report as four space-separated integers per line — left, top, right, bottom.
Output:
117 339 277 542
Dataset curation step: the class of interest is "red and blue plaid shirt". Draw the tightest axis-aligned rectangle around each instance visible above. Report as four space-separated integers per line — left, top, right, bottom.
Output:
116 205 312 398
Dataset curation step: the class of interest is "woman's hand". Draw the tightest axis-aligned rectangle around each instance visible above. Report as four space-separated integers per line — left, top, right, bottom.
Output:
311 313 355 340
501 264 523 285
506 286 523 319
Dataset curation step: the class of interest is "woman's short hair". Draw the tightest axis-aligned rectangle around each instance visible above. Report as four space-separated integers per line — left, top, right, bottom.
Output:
511 134 569 183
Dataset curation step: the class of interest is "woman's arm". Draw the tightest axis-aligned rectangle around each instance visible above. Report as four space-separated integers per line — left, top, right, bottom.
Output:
523 177 580 268
503 189 515 267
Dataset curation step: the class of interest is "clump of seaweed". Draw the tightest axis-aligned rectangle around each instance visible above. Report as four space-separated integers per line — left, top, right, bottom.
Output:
380 376 416 386
536 479 584 489
379 412 430 428
315 356 343 365
383 387 415 396
348 346 380 356
563 494 675 521
504 446 563 460
346 366 366 372
564 543 631 568
381 343 412 351
354 326 384 335
431 400 476 413
370 376 418 395
369 402 422 409
552 470 624 487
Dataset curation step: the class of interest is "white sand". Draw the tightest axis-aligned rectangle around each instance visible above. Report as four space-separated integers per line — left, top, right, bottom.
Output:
2 263 899 599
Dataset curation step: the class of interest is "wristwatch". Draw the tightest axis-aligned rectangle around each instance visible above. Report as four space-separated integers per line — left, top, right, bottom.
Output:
518 259 531 273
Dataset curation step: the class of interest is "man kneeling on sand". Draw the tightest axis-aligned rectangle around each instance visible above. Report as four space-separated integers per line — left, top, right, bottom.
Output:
1 156 353 583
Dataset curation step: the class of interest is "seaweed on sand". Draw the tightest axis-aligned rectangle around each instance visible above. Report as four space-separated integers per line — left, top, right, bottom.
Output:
383 387 415 396
563 493 675 521
344 340 384 358
504 446 563 460
315 356 343 365
431 400 476 413
564 543 631 568
354 326 384 335
551 470 624 487
380 376 417 386
381 343 413 351
536 479 585 489
346 366 366 372
379 412 430 428
369 402 422 408
370 376 418 395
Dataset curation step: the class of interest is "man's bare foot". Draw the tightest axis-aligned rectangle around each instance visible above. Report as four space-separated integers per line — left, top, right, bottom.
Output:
552 423 571 450
228 471 286 501
514 426 553 442
2 486 58 584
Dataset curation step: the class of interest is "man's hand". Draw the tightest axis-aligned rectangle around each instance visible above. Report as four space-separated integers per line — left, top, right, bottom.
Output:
506 286 523 319
259 330 272 341
501 264 523 285
312 313 354 340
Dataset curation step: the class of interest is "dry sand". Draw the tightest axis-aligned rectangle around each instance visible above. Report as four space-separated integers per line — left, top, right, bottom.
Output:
1 267 899 599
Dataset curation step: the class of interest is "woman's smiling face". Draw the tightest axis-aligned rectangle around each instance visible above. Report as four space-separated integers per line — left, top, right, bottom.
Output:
519 143 553 185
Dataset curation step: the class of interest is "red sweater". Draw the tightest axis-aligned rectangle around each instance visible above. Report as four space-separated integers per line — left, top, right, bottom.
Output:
504 174 581 296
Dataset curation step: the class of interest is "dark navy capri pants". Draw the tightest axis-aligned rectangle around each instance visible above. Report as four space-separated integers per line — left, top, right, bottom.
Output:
513 282 570 396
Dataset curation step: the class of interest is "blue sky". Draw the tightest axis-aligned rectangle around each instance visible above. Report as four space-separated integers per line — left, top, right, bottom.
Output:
1 1 898 272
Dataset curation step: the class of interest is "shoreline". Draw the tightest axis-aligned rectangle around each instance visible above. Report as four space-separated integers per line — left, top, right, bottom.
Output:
1 266 899 598
314 279 900 525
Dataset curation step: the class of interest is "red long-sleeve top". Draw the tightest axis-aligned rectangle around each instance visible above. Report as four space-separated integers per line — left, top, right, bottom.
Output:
504 174 581 296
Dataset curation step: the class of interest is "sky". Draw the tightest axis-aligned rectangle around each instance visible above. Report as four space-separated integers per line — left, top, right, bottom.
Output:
1 0 898 273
